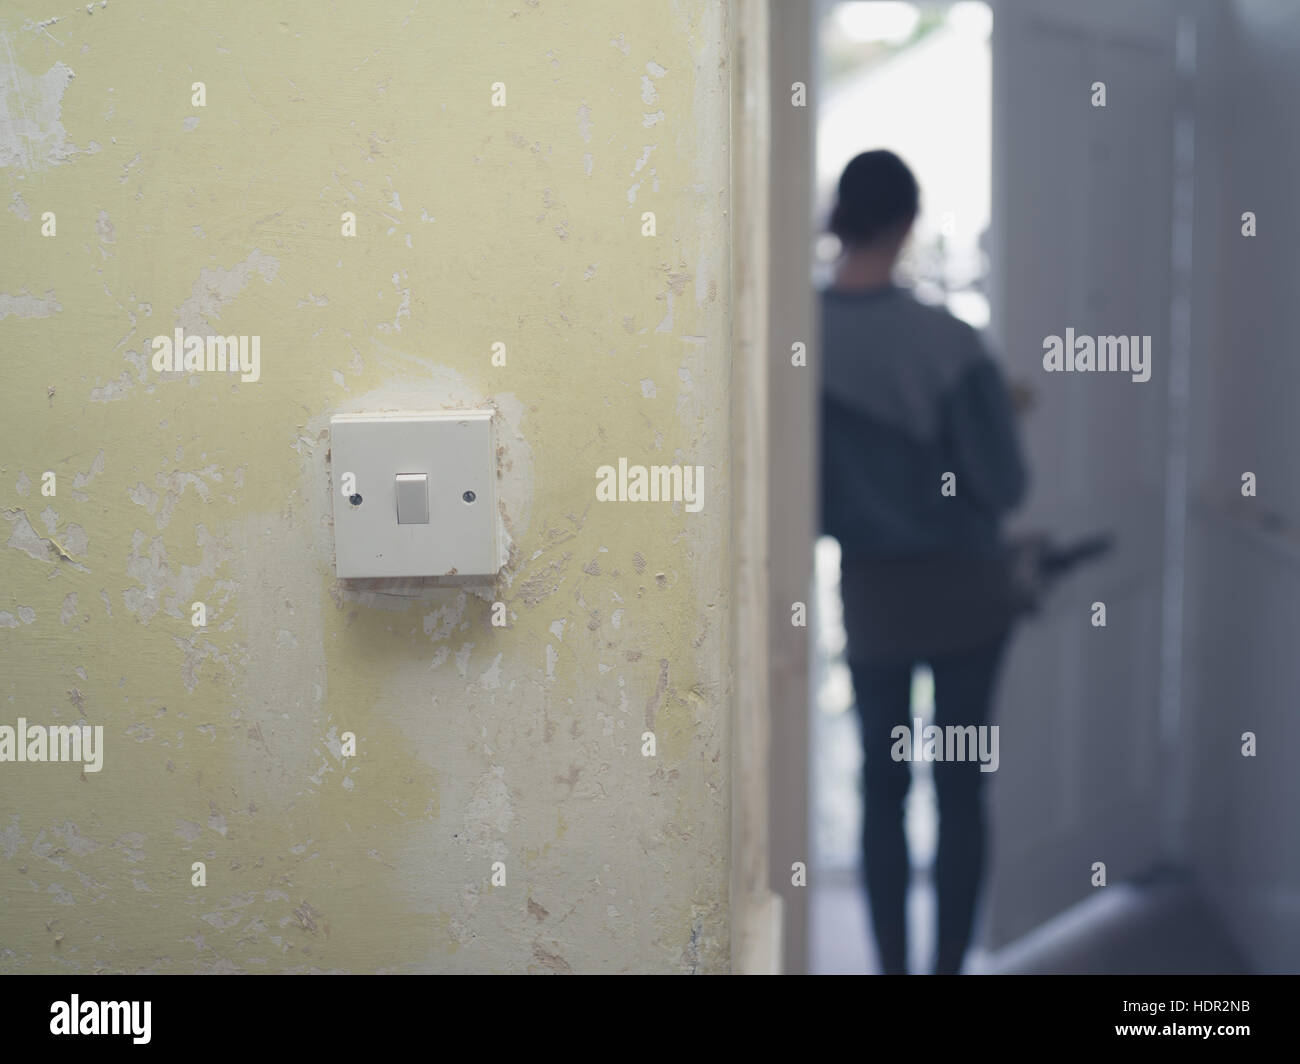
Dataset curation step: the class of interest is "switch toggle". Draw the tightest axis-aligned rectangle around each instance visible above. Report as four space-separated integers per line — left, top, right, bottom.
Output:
395 473 429 524
330 409 498 578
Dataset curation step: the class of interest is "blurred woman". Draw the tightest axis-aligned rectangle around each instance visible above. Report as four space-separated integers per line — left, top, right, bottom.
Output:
820 150 1028 974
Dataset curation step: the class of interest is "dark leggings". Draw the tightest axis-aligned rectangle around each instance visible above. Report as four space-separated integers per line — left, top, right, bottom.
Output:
849 635 1008 975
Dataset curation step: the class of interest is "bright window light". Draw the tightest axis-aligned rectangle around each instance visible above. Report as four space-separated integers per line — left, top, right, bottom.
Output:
832 2 922 45
947 1 993 40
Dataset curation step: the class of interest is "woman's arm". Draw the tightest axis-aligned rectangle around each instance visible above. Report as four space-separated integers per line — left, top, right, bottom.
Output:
945 354 1030 514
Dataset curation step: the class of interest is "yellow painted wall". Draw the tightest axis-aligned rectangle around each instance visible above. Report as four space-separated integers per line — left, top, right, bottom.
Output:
0 0 732 973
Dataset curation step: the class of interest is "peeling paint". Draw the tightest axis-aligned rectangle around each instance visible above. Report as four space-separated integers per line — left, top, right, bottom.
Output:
0 51 91 171
0 290 62 319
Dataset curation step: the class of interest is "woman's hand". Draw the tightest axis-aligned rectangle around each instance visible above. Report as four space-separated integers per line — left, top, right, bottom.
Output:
1008 378 1036 415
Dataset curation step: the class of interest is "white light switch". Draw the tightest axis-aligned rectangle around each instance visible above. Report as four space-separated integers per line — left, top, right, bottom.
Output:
395 473 429 524
330 410 498 578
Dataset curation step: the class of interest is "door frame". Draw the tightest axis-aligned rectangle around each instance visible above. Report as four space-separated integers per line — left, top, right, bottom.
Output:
729 0 817 975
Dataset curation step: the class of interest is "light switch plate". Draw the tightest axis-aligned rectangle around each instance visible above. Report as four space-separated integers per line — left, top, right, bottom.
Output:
330 410 498 578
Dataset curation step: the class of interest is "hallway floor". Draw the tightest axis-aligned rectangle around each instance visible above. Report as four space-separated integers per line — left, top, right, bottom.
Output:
810 875 1250 975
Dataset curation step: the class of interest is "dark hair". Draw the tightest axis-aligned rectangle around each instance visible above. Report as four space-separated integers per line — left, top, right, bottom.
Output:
828 150 919 248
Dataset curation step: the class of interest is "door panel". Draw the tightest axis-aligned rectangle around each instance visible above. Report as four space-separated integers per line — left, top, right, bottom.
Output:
985 0 1178 946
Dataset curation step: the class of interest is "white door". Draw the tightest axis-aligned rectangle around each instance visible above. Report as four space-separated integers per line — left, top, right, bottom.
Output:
983 0 1182 947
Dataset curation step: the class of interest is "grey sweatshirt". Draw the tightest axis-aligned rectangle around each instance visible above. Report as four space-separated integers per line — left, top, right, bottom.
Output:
819 284 1029 660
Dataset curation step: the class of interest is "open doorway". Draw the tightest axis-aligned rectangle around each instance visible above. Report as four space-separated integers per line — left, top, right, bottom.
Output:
809 0 995 975
799 0 1269 977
